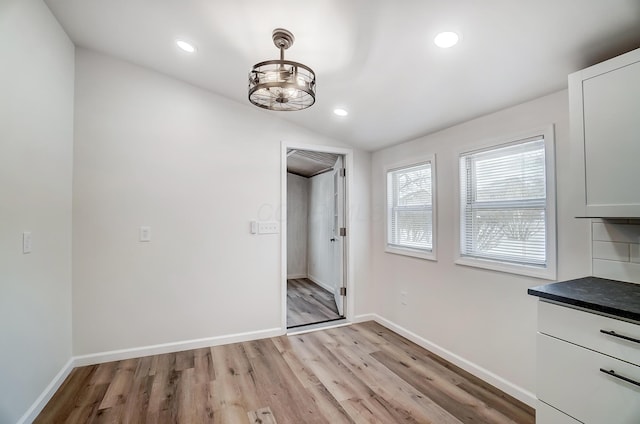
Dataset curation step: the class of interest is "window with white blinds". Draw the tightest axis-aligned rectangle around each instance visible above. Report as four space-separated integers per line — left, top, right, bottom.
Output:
386 157 436 260
458 131 556 277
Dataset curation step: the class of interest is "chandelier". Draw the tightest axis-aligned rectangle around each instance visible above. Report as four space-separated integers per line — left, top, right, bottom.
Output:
248 28 316 111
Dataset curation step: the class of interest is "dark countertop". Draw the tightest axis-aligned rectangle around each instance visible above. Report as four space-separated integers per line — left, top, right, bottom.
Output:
528 276 640 322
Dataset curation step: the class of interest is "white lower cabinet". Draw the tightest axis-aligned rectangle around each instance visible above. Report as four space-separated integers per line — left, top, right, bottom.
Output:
536 401 580 424
536 301 640 424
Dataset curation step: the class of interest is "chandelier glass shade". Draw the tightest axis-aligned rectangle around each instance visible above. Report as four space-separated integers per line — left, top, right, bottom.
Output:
248 29 316 111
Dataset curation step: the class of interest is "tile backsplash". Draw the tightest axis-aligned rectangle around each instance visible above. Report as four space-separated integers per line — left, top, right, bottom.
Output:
591 219 640 284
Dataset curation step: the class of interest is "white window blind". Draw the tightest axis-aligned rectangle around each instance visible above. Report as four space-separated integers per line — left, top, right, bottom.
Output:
460 137 547 266
387 162 433 253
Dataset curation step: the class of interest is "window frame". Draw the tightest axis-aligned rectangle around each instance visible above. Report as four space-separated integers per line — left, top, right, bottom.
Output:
384 154 437 261
454 126 556 279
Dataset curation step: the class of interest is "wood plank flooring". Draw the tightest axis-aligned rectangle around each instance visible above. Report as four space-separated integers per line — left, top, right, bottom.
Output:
287 278 341 327
35 321 534 424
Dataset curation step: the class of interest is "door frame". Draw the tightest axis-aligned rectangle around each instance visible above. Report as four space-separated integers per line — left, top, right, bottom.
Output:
280 141 354 331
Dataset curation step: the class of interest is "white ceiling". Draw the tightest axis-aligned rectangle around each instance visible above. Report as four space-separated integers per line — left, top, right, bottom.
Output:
44 0 640 151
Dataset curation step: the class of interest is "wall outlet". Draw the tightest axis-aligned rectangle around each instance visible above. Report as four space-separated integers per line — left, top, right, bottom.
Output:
258 221 279 234
400 291 408 306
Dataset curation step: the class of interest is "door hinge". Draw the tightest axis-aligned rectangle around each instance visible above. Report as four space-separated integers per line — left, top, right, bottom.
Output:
339 227 347 237
340 168 346 177
340 287 347 296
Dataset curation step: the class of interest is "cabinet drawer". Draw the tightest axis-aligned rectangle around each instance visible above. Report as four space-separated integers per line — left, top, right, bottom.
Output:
538 333 640 424
539 301 640 365
536 401 581 424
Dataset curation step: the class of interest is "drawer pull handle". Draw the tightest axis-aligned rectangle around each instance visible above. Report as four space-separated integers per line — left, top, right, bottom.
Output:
600 368 640 387
600 329 640 345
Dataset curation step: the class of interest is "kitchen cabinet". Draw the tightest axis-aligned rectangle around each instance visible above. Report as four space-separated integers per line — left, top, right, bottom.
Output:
569 48 640 217
529 277 640 423
536 301 640 423
535 401 580 424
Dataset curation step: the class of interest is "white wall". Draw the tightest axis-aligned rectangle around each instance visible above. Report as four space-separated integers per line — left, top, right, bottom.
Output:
591 219 640 283
307 171 337 291
286 173 308 278
72 48 372 355
370 90 591 404
351 152 373 317
0 0 74 422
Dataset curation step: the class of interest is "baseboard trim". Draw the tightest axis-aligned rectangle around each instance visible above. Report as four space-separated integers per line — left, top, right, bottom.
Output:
17 357 75 424
306 274 334 293
367 314 537 408
286 274 307 280
73 327 284 367
352 313 377 323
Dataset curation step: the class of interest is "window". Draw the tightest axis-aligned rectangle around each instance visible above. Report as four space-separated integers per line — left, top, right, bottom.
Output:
457 127 556 279
386 156 436 260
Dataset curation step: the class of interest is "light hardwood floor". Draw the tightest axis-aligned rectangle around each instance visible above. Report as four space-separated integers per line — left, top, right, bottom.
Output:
287 278 341 328
35 321 534 423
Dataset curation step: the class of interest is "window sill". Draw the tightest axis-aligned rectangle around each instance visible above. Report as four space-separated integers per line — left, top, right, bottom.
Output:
455 256 556 280
386 246 436 261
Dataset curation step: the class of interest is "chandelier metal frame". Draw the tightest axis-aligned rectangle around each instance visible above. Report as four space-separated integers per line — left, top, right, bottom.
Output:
248 29 316 111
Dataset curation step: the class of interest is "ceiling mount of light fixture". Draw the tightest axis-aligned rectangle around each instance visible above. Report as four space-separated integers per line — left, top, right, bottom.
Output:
248 28 316 111
272 28 294 51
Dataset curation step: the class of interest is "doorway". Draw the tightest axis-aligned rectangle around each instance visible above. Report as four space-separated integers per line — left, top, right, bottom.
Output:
284 146 348 329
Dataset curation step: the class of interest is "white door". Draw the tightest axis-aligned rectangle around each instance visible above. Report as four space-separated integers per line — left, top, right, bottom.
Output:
331 156 346 316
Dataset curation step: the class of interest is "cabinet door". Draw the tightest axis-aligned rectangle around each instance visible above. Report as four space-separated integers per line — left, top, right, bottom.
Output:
536 401 581 424
569 48 640 217
537 333 640 424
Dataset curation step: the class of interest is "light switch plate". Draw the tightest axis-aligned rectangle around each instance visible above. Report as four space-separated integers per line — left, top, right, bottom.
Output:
139 226 151 242
258 221 279 234
23 232 32 254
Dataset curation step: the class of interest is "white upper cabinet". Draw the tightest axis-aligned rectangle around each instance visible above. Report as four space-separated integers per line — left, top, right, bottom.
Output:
569 48 640 217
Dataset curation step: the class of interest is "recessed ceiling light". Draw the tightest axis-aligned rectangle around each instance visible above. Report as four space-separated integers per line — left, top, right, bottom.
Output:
333 108 348 117
434 32 459 48
176 40 196 53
